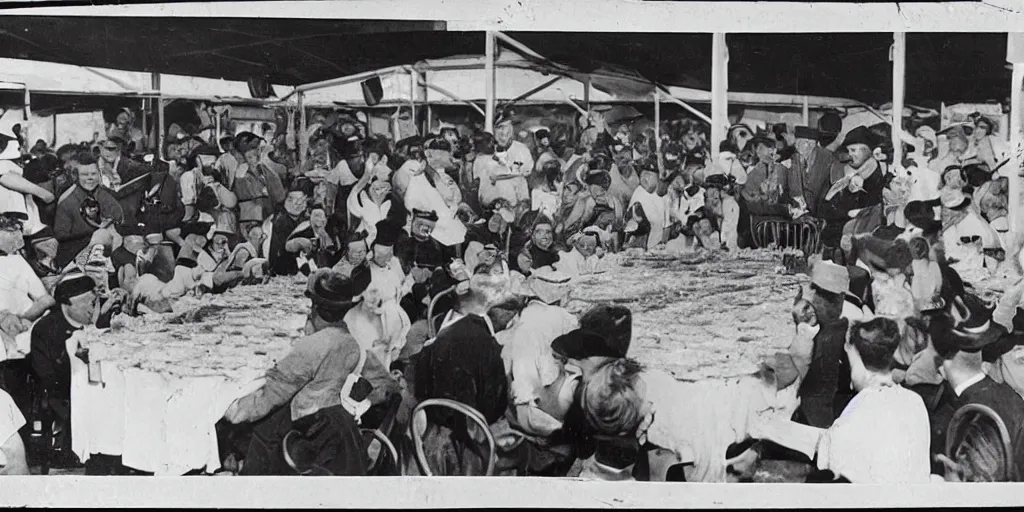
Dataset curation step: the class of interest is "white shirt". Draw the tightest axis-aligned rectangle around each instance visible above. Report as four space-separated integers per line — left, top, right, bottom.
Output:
816 385 932 483
0 160 44 235
346 190 391 244
496 301 579 406
0 389 24 467
0 254 47 316
531 187 561 220
369 257 411 303
629 187 671 248
954 372 988 397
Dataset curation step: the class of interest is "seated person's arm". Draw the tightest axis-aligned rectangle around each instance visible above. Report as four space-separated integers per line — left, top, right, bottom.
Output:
225 338 322 423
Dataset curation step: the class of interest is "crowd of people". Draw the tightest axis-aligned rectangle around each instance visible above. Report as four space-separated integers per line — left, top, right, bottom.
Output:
0 99 1021 483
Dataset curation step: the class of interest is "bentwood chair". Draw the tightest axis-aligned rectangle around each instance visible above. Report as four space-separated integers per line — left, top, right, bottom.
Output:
941 403 1017 482
751 216 825 256
409 398 498 476
426 285 458 339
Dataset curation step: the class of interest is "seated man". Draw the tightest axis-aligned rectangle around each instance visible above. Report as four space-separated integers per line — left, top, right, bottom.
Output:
0 211 55 352
267 181 312 277
222 270 400 475
30 272 101 460
396 209 458 321
740 136 793 219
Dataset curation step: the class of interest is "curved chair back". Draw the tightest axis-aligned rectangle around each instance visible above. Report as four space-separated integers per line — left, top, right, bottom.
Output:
410 398 497 476
361 427 400 475
426 285 458 338
945 403 1017 482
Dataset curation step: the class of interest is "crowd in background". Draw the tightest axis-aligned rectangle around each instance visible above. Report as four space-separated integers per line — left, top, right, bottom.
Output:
0 98 1021 482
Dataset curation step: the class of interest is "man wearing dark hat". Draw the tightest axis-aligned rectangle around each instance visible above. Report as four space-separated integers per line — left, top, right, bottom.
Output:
790 126 842 218
482 112 533 210
395 209 458 321
223 269 399 475
29 272 99 461
818 126 890 259
929 299 1024 479
268 180 312 276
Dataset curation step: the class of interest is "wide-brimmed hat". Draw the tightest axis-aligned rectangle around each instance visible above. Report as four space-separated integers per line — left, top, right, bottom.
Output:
306 269 359 310
551 329 622 361
841 126 880 149
930 294 1004 353
810 260 850 295
794 126 820 140
54 272 96 302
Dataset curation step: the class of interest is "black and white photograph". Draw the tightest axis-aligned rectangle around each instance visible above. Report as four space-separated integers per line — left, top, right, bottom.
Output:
0 1 1023 507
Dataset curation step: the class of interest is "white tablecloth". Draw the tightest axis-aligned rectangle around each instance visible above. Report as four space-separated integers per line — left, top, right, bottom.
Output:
69 341 264 475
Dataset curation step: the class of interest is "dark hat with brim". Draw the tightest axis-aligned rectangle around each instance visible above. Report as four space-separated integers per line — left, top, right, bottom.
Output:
373 220 402 247
118 223 146 238
54 273 95 302
551 328 622 360
931 294 1005 353
27 226 55 243
841 126 881 149
180 221 213 239
307 269 359 310
0 210 28 231
794 126 820 140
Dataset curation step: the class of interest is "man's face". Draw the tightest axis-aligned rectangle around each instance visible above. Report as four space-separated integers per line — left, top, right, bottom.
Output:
372 244 394 266
77 164 102 191
576 235 598 258
533 224 554 250
210 234 230 256
488 212 508 234
847 143 873 168
0 224 24 254
100 142 120 163
247 226 265 248
444 131 459 147
682 130 701 151
755 143 776 164
731 128 753 151
284 192 308 217
122 235 146 255
795 138 816 157
639 170 659 194
186 233 207 251
244 148 261 167
368 179 391 202
495 123 514 147
949 137 968 156
412 217 436 240
116 112 131 126
588 184 607 200
347 240 368 264
65 289 99 325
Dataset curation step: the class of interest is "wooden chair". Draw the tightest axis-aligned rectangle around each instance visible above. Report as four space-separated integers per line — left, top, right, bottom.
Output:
410 398 497 476
426 285 458 339
751 216 825 256
942 403 1017 482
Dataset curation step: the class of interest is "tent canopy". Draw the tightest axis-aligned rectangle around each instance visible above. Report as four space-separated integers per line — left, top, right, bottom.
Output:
0 17 1010 105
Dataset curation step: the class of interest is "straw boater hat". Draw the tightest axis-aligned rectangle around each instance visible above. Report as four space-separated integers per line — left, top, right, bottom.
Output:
810 259 850 296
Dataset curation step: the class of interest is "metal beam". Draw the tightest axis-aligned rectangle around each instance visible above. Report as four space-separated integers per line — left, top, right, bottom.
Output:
423 83 485 117
499 77 561 111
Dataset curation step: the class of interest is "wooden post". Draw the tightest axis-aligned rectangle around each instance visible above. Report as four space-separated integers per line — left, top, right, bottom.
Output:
140 97 147 152
22 87 30 151
654 89 663 175
154 73 165 160
421 71 431 134
802 96 810 126
1010 62 1023 237
584 77 592 109
298 91 307 171
485 31 496 133
710 33 729 163
410 68 418 134
892 32 906 171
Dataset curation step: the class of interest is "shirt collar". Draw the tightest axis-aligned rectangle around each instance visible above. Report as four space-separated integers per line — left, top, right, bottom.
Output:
479 313 496 337
954 372 987 397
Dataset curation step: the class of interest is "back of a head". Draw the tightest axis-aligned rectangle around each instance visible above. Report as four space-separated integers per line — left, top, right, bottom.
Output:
581 358 645 437
849 316 901 372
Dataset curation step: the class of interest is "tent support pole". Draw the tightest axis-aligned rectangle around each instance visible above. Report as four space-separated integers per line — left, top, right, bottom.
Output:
802 96 809 126
410 69 418 134
52 114 57 148
892 32 906 170
421 71 431 134
584 78 592 109
1010 62 1024 238
298 91 307 171
654 89 663 176
711 33 728 163
485 31 496 132
140 97 147 151
22 87 30 150
154 73 164 159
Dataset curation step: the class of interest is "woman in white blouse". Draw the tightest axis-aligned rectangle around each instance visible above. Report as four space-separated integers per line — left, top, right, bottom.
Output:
750 317 934 483
347 168 392 245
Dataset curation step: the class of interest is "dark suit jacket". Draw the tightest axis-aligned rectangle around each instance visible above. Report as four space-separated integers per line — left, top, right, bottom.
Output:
790 146 842 218
30 307 80 400
796 318 853 428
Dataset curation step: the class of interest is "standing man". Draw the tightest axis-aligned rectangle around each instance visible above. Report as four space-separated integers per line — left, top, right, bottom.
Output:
790 126 841 218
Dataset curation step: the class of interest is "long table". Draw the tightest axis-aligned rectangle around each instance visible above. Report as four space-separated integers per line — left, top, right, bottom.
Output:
69 277 307 475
